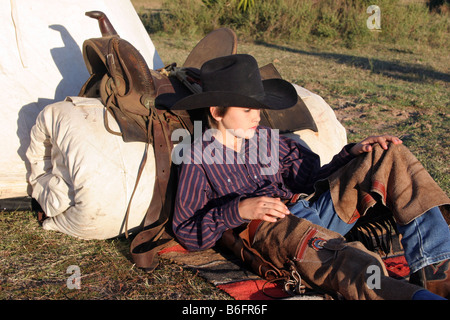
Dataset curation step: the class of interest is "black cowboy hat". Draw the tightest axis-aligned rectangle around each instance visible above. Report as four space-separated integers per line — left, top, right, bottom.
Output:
167 54 298 111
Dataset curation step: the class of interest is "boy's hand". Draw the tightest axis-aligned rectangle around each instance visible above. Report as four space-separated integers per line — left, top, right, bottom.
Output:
350 135 403 156
238 196 290 222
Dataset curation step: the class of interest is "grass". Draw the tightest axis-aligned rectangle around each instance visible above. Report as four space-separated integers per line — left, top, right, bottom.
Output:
1 0 449 300
0 210 229 300
140 0 450 49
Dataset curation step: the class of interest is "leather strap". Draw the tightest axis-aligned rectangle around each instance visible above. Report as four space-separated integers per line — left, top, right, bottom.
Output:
127 72 177 271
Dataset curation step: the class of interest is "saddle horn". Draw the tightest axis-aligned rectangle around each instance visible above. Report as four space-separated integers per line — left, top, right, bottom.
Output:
85 11 118 37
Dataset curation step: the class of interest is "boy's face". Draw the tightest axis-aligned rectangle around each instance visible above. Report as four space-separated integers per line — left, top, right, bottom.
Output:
211 106 261 140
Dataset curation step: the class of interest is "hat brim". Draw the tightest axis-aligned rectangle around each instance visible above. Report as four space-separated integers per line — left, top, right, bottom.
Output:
167 78 298 111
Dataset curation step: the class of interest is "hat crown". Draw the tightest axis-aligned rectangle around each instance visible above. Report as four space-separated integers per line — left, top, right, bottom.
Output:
201 54 265 99
167 53 298 111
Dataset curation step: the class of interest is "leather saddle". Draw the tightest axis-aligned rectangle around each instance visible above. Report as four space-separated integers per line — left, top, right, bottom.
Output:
79 11 192 143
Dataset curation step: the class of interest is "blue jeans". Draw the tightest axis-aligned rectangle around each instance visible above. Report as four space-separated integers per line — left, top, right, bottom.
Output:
290 191 450 273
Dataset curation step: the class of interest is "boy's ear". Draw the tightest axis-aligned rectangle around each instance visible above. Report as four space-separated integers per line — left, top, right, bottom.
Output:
209 106 222 121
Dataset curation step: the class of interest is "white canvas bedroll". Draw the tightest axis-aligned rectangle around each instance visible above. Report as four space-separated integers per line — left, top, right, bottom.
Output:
288 84 347 166
0 0 163 202
27 96 157 239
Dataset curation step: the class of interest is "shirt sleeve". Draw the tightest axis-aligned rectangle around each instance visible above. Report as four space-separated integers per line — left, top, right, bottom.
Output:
172 163 247 251
279 134 356 194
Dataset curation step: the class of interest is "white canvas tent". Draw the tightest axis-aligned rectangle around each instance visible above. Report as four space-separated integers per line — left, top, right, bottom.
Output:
0 0 164 205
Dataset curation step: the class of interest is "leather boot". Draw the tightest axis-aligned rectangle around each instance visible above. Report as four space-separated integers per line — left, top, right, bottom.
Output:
250 214 422 300
409 259 450 299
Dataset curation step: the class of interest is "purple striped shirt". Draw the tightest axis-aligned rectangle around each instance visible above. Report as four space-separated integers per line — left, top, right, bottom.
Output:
173 126 355 251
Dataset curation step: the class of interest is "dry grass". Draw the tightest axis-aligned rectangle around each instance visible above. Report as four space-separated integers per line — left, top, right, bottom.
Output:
0 211 230 300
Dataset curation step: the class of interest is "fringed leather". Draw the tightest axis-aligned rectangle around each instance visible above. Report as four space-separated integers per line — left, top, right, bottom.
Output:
345 203 399 255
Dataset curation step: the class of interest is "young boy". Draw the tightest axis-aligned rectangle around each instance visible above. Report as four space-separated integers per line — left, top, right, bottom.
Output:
168 54 450 299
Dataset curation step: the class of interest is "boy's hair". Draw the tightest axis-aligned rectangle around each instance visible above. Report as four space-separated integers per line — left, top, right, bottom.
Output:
206 106 228 129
